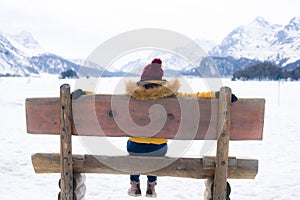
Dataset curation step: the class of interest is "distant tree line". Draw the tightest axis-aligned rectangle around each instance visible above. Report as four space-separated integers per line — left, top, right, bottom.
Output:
0 73 22 77
232 62 300 81
60 69 78 79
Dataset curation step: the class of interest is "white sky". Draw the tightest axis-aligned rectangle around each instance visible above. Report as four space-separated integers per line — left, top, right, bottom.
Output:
1 0 300 59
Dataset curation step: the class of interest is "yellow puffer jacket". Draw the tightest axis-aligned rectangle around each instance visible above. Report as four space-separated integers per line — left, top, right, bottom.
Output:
125 79 216 145
177 91 216 98
129 137 168 145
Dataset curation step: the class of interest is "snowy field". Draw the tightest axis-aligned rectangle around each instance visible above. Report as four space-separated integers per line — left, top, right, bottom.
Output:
0 76 299 200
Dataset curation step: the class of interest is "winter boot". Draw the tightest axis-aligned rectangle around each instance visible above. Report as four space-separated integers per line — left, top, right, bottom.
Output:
146 181 157 197
128 181 142 197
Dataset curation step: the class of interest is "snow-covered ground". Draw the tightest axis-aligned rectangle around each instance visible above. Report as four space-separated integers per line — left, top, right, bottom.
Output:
0 76 299 200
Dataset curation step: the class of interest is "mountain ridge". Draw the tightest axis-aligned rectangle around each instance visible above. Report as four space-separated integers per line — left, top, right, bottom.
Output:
211 16 300 67
1 16 300 77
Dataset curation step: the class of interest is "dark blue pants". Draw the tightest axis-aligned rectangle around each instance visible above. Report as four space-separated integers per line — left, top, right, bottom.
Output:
127 140 168 182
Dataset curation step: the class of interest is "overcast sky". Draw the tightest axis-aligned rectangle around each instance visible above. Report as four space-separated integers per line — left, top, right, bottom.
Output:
1 0 300 59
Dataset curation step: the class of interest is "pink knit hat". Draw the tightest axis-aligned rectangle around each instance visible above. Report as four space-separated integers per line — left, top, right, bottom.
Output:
140 58 164 80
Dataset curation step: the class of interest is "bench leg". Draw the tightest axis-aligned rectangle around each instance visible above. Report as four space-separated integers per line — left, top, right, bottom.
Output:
59 84 73 200
213 86 232 199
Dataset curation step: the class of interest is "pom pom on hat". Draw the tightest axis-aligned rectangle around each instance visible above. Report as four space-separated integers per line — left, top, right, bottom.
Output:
151 58 162 64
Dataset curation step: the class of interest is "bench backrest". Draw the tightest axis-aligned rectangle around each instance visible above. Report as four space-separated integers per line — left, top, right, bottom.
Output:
26 94 265 140
26 85 265 200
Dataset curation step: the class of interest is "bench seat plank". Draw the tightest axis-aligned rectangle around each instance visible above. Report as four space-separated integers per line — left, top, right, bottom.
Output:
32 153 258 179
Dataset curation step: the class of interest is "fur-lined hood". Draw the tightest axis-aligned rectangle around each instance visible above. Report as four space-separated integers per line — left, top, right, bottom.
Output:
125 79 180 100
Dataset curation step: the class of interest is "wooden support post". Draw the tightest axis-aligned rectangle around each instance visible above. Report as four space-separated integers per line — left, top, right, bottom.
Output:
213 87 232 200
59 84 73 200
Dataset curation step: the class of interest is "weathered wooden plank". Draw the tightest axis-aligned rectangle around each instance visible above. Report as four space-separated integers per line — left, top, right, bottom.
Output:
213 87 231 200
31 153 259 179
59 84 73 200
26 95 265 140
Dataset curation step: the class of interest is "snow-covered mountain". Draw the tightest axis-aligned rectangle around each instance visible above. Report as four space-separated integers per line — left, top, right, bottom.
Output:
117 16 300 77
1 16 300 77
114 50 196 77
0 31 41 76
194 38 218 53
211 16 300 67
0 32 104 77
1 31 44 57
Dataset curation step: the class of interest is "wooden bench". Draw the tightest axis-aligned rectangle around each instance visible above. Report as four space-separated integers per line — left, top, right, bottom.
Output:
25 84 265 200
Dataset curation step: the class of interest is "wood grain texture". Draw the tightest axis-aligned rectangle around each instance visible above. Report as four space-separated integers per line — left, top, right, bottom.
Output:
59 84 73 200
213 87 232 200
26 95 265 140
32 153 259 179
